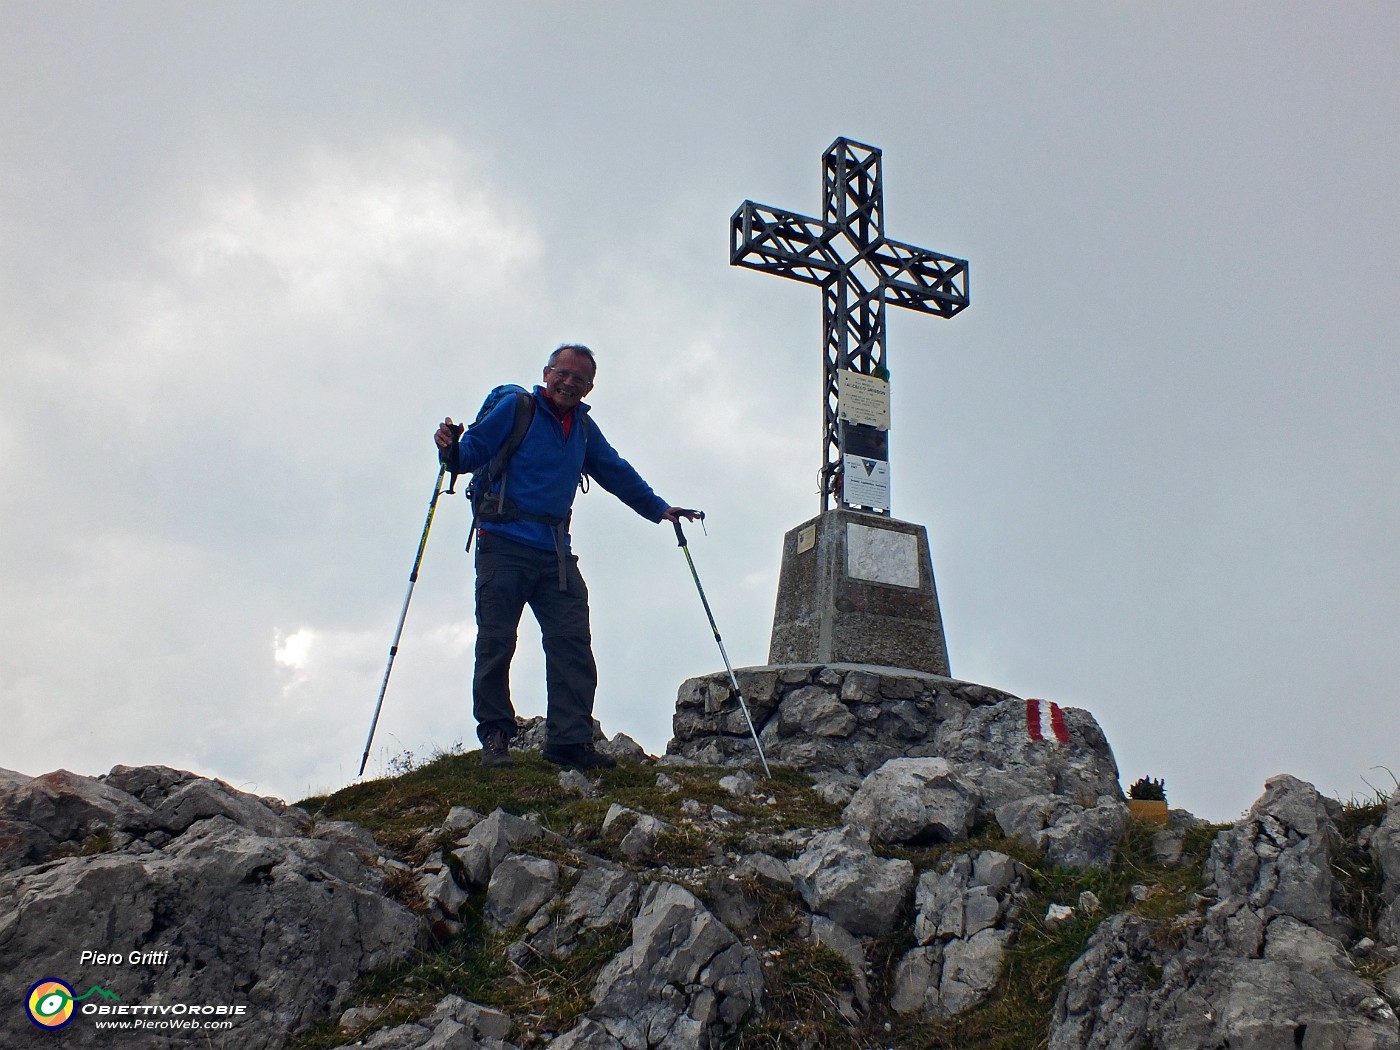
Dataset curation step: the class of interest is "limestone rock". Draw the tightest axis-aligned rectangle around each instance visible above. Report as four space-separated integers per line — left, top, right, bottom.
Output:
486 853 560 931
578 881 762 1048
565 864 641 931
890 945 942 1015
1050 775 1400 1050
559 769 598 798
0 764 311 873
602 804 674 864
0 766 418 1050
452 808 564 891
1384 964 1400 1006
17 706 1395 1050
995 793 1128 870
315 819 389 864
427 993 512 1042
1049 912 1173 1050
1203 774 1350 945
340 1004 387 1031
788 825 914 937
941 928 1013 1014
735 852 794 891
705 872 761 933
441 806 484 835
811 771 863 806
549 1018 626 1049
912 850 1024 945
1373 789 1400 945
329 992 518 1050
1153 928 1400 1050
935 699 1122 805
842 757 979 846
718 771 758 797
803 914 871 1013
136 769 306 838
890 927 1012 1018
890 847 1025 1019
670 667 1127 872
418 852 471 935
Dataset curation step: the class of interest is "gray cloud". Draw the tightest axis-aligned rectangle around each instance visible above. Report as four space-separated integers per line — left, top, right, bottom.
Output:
3 3 1397 819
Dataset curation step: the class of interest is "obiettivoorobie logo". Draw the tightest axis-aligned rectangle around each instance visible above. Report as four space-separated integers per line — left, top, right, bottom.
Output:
26 978 120 1030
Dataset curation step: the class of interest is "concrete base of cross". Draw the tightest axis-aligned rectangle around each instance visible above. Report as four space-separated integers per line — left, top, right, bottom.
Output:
767 509 950 676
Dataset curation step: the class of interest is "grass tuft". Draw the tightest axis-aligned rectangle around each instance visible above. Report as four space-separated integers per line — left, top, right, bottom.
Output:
292 750 1250 1050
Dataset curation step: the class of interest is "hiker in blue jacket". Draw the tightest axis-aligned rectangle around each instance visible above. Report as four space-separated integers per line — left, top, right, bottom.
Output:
434 344 697 771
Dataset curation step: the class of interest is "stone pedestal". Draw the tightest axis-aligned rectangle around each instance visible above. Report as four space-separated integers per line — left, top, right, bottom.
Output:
669 663 1015 775
768 509 949 676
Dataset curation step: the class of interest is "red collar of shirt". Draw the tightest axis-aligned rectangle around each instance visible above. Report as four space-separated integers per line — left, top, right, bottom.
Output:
540 390 576 438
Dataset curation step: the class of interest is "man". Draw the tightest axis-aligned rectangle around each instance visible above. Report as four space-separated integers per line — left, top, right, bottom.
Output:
434 344 697 771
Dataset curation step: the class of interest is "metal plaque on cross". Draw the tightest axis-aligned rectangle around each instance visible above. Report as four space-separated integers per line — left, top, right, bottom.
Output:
730 137 970 514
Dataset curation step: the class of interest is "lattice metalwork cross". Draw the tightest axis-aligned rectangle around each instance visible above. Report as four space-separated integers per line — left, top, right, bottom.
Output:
731 137 970 514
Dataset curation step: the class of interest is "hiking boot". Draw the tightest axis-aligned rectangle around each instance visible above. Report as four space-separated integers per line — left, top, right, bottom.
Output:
480 729 513 769
543 742 617 771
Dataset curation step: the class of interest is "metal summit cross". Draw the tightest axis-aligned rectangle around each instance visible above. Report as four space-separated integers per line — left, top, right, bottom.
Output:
731 137 970 675
730 136 969 515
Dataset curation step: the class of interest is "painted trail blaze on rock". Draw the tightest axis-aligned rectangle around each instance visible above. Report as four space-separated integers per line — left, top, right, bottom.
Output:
1026 698 1070 744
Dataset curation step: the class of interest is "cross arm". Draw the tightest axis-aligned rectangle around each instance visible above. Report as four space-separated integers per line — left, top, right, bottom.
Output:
730 201 841 286
870 236 970 318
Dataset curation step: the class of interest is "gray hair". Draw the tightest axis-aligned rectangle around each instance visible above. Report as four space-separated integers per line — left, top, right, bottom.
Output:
547 343 597 378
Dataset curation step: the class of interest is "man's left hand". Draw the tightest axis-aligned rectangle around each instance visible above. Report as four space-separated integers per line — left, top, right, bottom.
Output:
661 507 702 524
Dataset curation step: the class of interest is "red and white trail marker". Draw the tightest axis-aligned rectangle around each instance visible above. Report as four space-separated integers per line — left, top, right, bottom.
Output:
1026 698 1070 744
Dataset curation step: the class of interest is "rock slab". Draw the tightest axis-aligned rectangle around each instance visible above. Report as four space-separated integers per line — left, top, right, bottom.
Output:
0 765 418 1050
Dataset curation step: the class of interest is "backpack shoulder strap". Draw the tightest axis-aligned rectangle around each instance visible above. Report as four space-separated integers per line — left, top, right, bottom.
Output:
465 391 536 553
487 390 535 476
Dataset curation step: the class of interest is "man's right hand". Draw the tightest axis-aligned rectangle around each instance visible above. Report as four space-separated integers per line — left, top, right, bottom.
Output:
435 418 464 449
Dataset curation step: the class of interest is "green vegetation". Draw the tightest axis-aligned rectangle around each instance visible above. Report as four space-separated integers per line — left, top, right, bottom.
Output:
300 749 839 865
287 890 634 1049
856 817 1226 1050
733 940 867 1050
1334 791 1391 964
1127 776 1167 802
293 751 1239 1050
51 829 116 859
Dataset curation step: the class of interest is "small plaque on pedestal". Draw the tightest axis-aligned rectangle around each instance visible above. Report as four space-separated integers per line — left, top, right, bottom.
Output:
847 523 919 587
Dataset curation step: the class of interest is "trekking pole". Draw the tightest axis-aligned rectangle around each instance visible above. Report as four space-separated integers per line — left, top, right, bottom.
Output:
672 518 772 778
358 463 455 777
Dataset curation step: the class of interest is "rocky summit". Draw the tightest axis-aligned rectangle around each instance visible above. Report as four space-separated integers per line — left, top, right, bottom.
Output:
1 667 1397 1050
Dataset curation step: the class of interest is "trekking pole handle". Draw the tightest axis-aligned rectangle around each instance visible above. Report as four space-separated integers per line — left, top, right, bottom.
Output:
440 421 465 494
672 510 704 547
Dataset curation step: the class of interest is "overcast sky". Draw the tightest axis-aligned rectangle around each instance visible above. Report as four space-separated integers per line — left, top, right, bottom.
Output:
3 2 1396 822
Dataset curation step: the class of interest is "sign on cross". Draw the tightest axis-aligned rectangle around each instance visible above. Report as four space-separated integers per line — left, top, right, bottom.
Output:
731 137 970 514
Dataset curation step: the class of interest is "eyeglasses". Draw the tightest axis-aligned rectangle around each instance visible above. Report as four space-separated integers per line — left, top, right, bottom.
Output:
548 368 594 386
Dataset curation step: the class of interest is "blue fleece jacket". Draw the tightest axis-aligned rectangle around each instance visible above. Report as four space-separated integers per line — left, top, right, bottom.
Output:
444 386 670 553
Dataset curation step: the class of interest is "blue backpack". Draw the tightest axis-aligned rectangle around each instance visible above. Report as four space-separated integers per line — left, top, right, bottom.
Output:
455 384 591 554
459 385 535 548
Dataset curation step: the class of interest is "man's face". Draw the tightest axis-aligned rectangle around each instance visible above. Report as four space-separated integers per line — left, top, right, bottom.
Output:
543 350 596 412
